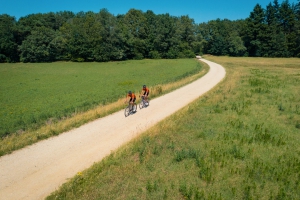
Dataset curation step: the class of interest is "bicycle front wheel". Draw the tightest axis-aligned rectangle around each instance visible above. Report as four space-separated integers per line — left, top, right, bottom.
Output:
124 106 130 117
139 101 144 109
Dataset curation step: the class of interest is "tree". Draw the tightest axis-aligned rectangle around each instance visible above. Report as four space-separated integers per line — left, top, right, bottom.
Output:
263 2 289 57
121 9 148 59
60 12 102 61
4 4 299 62
0 14 18 62
295 0 300 57
151 14 177 58
176 15 196 57
19 27 56 62
192 23 207 55
16 13 55 44
54 11 75 30
244 4 266 56
93 9 124 61
49 32 69 61
228 32 247 56
143 10 159 58
208 34 228 55
199 19 242 56
279 0 297 56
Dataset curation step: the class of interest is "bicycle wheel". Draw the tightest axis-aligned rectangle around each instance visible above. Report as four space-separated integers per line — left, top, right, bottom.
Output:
133 104 137 112
139 101 144 109
124 106 130 117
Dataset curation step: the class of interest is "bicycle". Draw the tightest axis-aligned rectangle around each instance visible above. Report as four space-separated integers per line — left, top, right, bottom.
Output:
139 95 150 109
124 102 137 117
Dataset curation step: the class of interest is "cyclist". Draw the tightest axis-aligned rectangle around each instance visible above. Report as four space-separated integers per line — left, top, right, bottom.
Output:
125 91 136 110
140 85 149 103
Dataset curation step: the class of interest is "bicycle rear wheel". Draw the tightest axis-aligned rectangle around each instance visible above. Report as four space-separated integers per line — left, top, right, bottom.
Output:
124 106 130 117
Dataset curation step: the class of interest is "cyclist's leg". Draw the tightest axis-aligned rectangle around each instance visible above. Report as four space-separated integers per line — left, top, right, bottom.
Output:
133 97 136 105
129 98 133 110
133 98 137 111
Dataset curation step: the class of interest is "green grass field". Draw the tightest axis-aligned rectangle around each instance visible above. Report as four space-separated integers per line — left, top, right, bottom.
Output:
46 57 300 200
0 59 202 138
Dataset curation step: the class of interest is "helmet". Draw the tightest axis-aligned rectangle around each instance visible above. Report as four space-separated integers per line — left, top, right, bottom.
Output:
128 91 132 94
143 85 146 88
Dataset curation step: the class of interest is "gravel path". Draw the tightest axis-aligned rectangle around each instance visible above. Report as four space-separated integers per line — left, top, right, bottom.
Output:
0 58 225 200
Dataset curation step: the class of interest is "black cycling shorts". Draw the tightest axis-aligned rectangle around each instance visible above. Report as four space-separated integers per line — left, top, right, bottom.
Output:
130 97 136 102
143 91 149 96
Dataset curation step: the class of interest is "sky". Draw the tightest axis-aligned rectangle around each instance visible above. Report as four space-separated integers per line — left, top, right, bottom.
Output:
0 0 299 23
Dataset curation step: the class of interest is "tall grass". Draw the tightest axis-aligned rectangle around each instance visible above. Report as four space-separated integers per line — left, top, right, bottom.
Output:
0 59 208 156
47 56 300 200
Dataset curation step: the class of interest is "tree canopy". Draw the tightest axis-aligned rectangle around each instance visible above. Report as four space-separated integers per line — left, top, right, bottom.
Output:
0 0 299 63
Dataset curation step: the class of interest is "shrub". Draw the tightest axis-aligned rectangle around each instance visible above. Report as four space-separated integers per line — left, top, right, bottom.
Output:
149 51 161 59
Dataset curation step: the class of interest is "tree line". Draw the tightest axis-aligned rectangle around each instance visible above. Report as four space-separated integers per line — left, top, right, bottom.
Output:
0 0 299 63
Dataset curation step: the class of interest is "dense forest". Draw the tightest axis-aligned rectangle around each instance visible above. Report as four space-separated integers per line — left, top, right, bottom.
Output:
0 0 299 63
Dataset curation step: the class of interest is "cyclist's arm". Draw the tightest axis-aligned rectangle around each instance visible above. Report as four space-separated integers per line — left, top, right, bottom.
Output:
125 94 129 102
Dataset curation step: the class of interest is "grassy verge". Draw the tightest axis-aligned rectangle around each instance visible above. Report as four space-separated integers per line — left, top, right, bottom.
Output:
1 59 202 137
47 56 300 200
0 59 209 156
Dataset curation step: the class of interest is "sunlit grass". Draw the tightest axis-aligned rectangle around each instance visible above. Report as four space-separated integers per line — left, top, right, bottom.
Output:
47 56 300 200
0 59 202 137
0 59 209 156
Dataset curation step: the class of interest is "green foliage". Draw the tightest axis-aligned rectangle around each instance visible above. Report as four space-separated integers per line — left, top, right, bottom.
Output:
19 27 56 62
0 59 200 137
244 4 266 57
0 14 18 62
1 1 300 62
200 19 247 57
149 51 161 59
228 33 247 56
0 8 202 62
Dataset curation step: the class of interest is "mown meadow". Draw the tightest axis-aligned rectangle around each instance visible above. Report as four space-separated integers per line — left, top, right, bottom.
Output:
47 56 300 200
0 59 207 156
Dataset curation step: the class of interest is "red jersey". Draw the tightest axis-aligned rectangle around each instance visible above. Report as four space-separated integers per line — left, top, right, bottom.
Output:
142 87 149 93
127 93 136 98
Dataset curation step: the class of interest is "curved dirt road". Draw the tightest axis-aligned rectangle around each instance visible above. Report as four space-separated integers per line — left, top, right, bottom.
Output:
0 58 225 200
